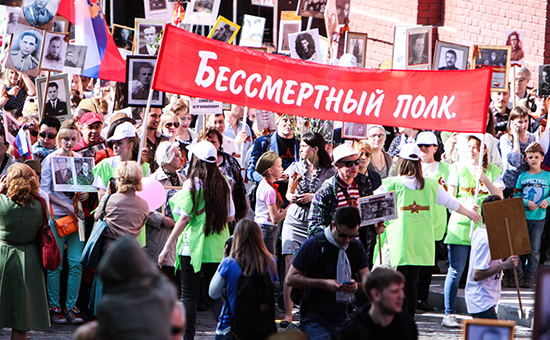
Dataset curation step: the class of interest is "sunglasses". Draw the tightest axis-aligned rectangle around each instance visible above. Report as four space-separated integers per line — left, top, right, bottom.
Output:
335 224 359 239
417 144 436 149
164 122 180 129
29 130 38 137
360 152 372 158
39 132 57 139
340 159 361 168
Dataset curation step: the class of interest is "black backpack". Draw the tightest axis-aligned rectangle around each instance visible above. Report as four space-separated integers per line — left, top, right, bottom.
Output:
224 273 277 340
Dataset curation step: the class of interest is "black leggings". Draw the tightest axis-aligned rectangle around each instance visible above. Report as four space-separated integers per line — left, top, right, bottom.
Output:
396 265 421 317
180 256 224 340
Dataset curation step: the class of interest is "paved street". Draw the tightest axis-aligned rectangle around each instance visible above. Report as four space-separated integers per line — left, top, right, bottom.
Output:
0 307 533 339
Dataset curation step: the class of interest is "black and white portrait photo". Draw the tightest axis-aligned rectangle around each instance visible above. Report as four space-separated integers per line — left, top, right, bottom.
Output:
183 0 220 25
539 65 550 97
335 0 350 25
505 30 525 64
75 158 95 186
278 20 301 54
6 8 21 35
63 44 87 73
433 42 469 71
112 25 134 52
40 31 68 72
473 46 511 92
36 73 71 121
136 22 163 56
209 18 239 44
52 19 67 33
289 29 322 63
19 0 59 29
463 319 515 340
342 122 368 139
239 14 265 47
358 192 397 226
52 156 74 185
7 26 42 75
126 56 164 107
149 0 167 10
408 33 428 66
297 0 328 19
346 32 367 68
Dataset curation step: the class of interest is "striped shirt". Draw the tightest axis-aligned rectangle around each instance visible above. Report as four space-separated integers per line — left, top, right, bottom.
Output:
336 176 360 208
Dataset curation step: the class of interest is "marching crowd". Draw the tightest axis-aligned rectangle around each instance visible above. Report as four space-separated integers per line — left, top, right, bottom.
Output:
0 61 548 340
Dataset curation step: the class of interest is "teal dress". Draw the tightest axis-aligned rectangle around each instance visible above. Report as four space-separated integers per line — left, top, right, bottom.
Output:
0 195 50 330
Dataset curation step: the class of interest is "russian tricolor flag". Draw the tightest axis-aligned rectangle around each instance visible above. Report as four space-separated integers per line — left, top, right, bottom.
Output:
13 128 32 159
57 0 126 82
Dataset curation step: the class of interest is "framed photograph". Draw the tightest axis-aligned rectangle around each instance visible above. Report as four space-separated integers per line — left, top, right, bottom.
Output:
323 0 338 44
135 19 165 56
36 73 71 122
278 20 301 54
392 25 420 70
255 110 277 132
207 16 240 44
297 0 328 19
112 24 134 59
126 55 164 107
346 32 367 68
161 186 182 218
144 0 171 22
74 141 107 159
18 0 59 30
505 30 525 64
5 7 21 35
239 14 265 48
406 26 432 69
63 44 87 75
51 156 97 193
533 266 550 340
5 24 44 77
433 41 469 71
335 0 350 25
462 319 515 340
52 15 69 33
289 29 322 63
471 45 511 93
342 122 368 139
39 31 68 72
358 192 397 227
3 110 21 145
183 0 221 26
318 36 330 64
538 65 550 97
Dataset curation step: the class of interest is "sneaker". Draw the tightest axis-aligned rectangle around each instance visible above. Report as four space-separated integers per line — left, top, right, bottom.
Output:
64 307 84 324
441 314 460 328
50 307 68 324
417 300 434 312
521 279 534 289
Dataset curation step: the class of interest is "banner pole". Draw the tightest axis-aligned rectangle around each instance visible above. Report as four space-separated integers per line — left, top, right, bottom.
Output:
232 0 237 25
512 66 517 108
137 88 155 165
343 31 348 55
469 135 485 238
306 17 313 30
240 107 248 165
40 71 51 122
273 0 278 45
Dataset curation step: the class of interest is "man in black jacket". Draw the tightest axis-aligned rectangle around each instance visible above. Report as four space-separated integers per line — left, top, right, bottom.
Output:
338 267 418 340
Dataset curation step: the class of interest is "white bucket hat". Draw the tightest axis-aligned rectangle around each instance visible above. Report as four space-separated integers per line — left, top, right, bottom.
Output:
332 143 360 166
187 140 217 163
398 143 422 161
107 122 136 142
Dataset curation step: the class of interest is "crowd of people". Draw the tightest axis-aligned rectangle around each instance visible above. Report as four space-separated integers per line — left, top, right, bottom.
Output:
0 61 548 340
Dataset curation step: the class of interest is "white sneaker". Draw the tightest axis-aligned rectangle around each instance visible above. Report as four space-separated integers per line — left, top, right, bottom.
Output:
441 314 460 328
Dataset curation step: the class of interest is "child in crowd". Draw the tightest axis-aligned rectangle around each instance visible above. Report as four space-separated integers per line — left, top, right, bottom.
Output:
465 195 518 319
513 142 550 288
254 151 287 256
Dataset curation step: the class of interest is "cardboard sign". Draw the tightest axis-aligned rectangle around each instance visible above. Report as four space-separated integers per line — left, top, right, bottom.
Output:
188 97 223 115
482 197 531 260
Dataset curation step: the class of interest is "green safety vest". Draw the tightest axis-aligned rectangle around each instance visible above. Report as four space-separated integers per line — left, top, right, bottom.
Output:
382 176 438 266
424 162 450 241
444 162 501 245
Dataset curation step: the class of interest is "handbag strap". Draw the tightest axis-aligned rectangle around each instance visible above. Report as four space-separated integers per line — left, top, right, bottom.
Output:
38 197 49 229
99 194 112 221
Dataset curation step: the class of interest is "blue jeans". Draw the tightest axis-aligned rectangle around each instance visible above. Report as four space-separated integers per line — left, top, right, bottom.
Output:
260 223 277 257
47 221 84 309
301 320 340 340
471 306 497 319
516 219 545 281
444 244 470 315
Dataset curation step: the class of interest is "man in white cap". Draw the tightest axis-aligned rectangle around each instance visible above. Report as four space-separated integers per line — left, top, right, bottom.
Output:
308 143 382 267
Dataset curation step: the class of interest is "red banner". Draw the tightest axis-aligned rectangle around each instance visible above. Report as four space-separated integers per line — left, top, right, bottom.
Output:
153 24 491 133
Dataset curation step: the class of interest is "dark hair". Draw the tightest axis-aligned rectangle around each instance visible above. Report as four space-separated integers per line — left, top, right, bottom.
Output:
468 136 489 171
187 154 230 235
198 127 223 153
48 82 59 90
49 36 62 45
365 267 405 300
445 49 457 58
20 31 38 45
40 115 61 131
397 158 424 190
295 33 315 60
481 195 502 222
333 206 361 229
301 132 332 168
506 106 529 142
506 31 521 48
486 107 496 137
230 219 276 277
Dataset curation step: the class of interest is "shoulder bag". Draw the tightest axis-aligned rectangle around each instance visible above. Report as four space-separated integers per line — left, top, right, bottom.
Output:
52 193 80 237
36 197 62 271
80 194 111 269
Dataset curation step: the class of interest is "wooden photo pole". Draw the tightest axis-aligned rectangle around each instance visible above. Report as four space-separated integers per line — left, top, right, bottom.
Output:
136 87 155 165
40 71 51 121
504 217 525 318
378 234 382 265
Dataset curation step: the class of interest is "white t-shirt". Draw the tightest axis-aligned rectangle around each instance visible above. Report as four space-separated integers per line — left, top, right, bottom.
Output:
254 178 277 226
465 226 502 314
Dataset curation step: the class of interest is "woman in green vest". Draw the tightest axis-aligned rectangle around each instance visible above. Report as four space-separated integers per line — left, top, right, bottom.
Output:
442 134 504 328
158 140 235 340
374 143 481 317
416 131 450 311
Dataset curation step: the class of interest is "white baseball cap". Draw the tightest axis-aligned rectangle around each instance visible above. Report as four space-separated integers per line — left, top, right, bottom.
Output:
339 53 357 68
398 143 422 161
415 132 438 146
332 143 360 166
107 122 136 142
187 140 217 163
